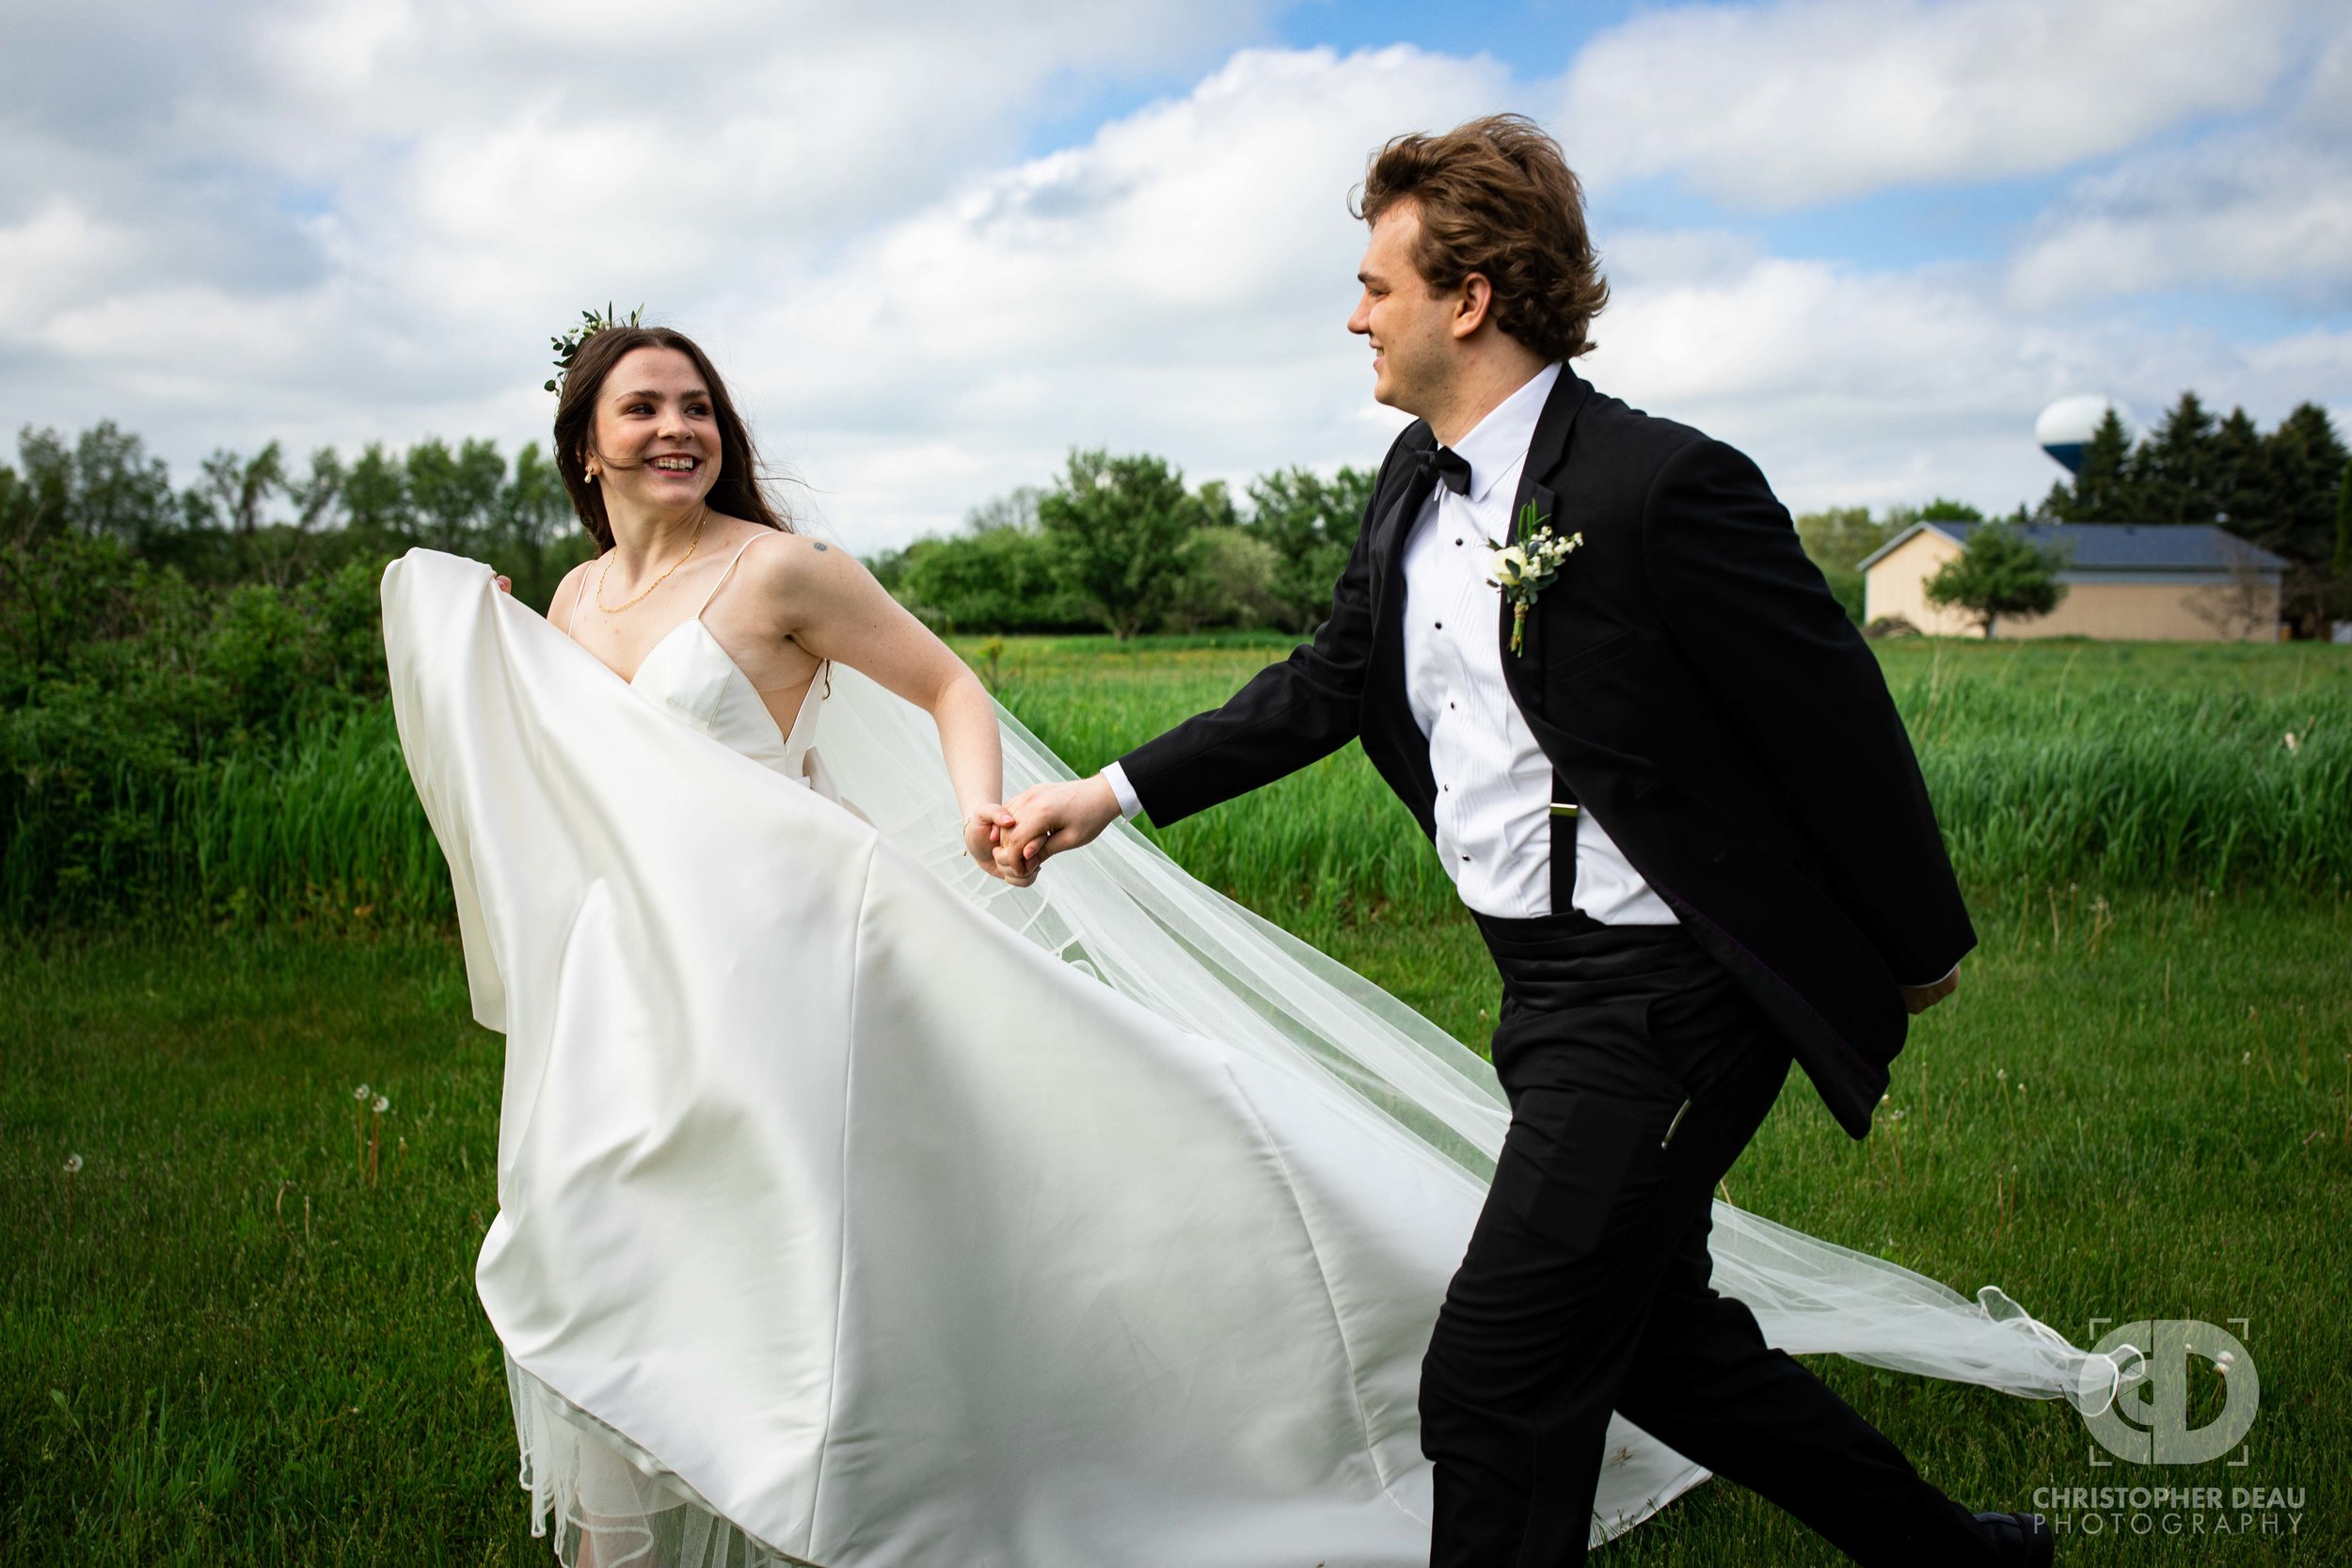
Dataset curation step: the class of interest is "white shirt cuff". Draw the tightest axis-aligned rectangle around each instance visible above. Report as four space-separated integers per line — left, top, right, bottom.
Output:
1100 762 1143 821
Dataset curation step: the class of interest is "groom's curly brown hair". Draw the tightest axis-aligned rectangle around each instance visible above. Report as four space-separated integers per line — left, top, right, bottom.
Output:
1354 114 1608 361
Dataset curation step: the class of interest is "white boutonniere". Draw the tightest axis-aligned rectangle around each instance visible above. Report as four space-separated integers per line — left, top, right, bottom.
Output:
1490 500 1583 656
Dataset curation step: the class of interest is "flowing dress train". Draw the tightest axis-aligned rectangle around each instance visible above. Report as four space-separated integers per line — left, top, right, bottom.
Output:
381 546 2123 1568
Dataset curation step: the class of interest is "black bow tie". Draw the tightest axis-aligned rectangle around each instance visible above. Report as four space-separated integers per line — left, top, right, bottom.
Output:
1416 445 1471 496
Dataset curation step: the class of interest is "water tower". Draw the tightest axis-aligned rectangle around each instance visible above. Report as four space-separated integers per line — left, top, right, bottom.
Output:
2036 395 2137 473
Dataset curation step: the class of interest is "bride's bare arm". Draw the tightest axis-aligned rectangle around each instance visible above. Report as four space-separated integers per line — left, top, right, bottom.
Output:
762 536 1014 873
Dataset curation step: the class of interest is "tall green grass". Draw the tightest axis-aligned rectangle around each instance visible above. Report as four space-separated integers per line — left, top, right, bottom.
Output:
2 704 446 933
7 640 2347 932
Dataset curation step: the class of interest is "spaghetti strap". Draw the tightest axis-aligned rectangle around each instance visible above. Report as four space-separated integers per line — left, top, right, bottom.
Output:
695 531 776 619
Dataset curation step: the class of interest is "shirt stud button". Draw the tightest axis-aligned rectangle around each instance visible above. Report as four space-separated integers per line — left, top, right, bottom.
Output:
1435 621 1443 629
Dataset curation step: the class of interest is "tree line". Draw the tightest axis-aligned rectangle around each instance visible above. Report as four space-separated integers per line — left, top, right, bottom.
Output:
0 421 590 608
7 390 2347 651
1788 395 2351 638
867 453 1374 639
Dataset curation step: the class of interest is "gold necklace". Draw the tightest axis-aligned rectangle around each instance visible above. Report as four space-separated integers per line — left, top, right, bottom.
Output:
595 509 707 613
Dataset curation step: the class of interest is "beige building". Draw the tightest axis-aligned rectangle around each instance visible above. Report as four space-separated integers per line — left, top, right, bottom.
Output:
1860 522 2287 641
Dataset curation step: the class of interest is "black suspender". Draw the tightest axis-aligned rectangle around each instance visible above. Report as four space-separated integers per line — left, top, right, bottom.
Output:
1549 770 1581 916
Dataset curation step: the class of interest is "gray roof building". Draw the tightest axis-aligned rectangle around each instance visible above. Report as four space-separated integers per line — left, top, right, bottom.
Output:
1858 522 2291 578
1858 522 2288 641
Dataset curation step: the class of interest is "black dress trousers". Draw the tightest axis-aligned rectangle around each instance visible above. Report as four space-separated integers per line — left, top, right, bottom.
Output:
1418 912 2005 1568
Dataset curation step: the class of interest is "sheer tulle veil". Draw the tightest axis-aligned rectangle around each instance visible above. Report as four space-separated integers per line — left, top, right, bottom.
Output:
811 641 2131 1418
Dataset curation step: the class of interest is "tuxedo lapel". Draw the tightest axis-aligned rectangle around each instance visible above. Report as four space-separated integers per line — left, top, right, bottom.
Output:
1369 426 1440 642
1498 369 1592 678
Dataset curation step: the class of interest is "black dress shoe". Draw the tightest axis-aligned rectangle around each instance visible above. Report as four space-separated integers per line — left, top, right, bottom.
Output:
1975 1511 2053 1566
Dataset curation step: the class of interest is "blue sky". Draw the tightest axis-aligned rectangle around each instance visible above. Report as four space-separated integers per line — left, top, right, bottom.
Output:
1 0 2346 547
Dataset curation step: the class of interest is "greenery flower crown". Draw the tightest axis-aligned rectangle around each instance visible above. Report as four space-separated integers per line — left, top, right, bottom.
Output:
544 303 644 394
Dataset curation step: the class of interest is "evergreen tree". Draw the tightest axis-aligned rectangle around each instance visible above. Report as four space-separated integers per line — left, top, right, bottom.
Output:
2137 391 2219 523
2260 404 2348 564
2332 460 2351 617
2210 407 2270 531
2051 410 2135 521
2258 404 2350 633
1922 523 2068 638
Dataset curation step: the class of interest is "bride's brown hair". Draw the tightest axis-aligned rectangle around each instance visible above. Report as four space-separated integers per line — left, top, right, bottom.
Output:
553 325 792 551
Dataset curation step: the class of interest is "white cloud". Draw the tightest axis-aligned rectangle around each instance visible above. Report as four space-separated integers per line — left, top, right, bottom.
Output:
2006 141 2352 309
725 45 1508 545
0 202 135 321
740 40 2346 546
0 9 2344 555
1590 250 2223 512
1560 0 2309 210
0 0 1271 459
2005 27 2352 309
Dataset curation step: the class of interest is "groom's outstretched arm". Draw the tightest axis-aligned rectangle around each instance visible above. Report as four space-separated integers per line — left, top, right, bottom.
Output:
1114 487 1385 826
997 446 1401 876
1641 438 1976 991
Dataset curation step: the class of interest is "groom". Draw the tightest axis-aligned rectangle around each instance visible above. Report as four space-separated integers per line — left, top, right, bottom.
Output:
997 116 2047 1568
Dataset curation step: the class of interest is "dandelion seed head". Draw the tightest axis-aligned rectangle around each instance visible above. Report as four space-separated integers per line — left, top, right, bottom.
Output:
62 1153 83 1175
2242 1051 2251 1065
353 1084 370 1101
372 1094 389 1114
1997 1069 2009 1082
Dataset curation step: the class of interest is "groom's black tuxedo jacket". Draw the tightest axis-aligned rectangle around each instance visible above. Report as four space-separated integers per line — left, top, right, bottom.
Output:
1120 368 1974 1138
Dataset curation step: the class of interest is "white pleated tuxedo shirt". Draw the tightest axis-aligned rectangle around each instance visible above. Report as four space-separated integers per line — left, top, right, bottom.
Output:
1104 363 1676 926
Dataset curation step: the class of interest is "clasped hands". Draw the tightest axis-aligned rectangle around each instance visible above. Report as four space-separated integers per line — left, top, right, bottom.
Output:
966 776 1121 888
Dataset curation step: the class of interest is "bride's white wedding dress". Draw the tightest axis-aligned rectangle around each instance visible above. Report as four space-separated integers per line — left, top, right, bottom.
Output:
381 545 2124 1568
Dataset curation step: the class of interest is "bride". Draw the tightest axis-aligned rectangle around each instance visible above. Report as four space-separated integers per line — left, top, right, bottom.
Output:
382 322 2122 1568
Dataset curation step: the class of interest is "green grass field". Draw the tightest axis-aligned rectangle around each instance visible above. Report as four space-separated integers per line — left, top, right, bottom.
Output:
5 637 2350 1563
